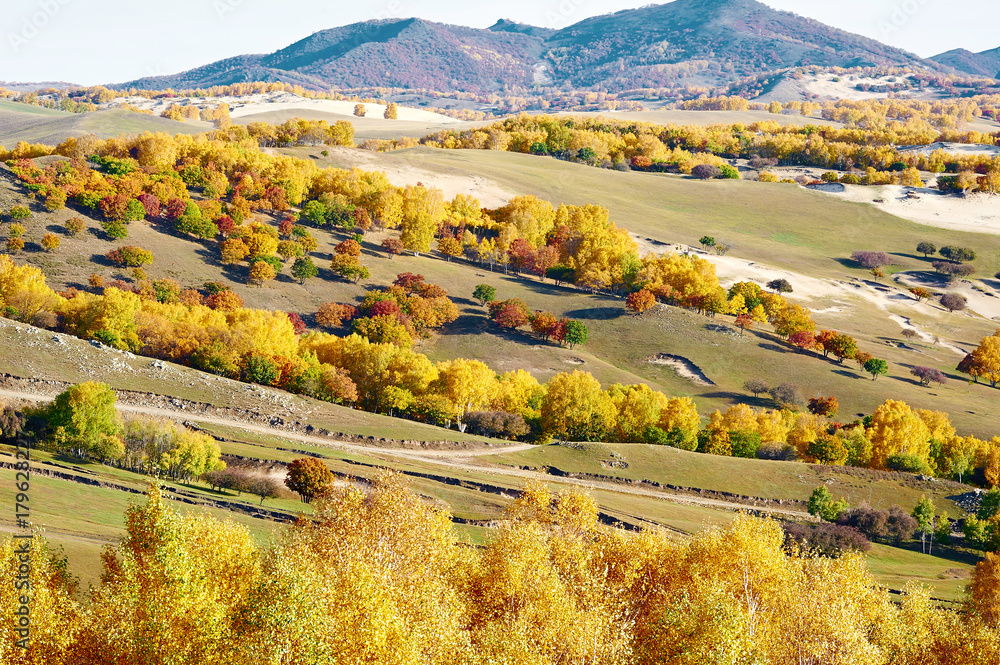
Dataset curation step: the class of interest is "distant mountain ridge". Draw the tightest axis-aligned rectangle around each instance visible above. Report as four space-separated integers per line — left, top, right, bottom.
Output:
113 0 946 94
931 47 1000 79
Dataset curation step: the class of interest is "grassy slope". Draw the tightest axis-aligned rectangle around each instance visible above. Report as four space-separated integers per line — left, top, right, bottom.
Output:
233 108 485 142
0 107 208 146
5 162 999 437
324 147 1000 280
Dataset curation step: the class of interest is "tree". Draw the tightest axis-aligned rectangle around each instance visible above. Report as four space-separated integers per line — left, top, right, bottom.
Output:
316 302 356 328
808 396 839 418
966 552 1000 629
626 289 656 314
45 382 123 461
939 245 976 263
961 333 1000 386
912 496 936 554
41 232 61 252
910 366 946 387
472 284 496 307
788 330 816 350
330 254 369 282
864 358 889 381
380 237 404 257
808 486 848 522
437 236 462 261
743 378 769 397
916 242 936 257
734 313 755 336
248 261 276 287
768 383 803 407
540 370 614 440
564 320 588 349
354 103 367 117
284 457 333 503
492 300 530 329
291 256 318 284
699 236 716 250
247 477 282 505
384 102 399 120
940 293 967 312
909 287 932 301
767 278 793 293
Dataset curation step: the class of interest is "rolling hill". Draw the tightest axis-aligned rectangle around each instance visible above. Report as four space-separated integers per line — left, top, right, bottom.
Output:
113 0 939 94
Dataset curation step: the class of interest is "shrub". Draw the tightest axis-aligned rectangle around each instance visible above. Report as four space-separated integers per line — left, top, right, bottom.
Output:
782 522 870 557
807 396 838 417
850 251 893 269
911 366 946 386
8 223 26 238
6 237 24 253
808 485 848 522
756 442 799 461
940 292 967 312
718 164 740 179
105 246 153 268
9 205 30 221
65 217 86 236
472 284 496 307
465 411 530 439
767 278 793 293
40 233 61 252
691 164 722 179
886 454 931 474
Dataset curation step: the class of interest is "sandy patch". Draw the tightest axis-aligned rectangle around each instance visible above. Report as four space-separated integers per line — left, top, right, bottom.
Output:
647 354 714 386
322 147 513 209
110 92 460 125
895 272 1000 322
815 184 1000 236
886 314 968 355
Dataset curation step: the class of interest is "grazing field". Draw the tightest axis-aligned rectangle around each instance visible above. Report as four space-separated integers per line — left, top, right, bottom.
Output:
0 105 208 146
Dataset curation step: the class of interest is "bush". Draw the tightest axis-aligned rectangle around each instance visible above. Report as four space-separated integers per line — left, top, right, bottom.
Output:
465 411 530 439
850 251 893 269
886 454 931 475
767 278 793 293
910 366 946 387
782 522 871 557
65 217 86 236
940 292 967 312
105 246 153 268
718 164 740 179
691 164 722 179
939 246 976 263
316 302 357 328
756 442 799 461
768 383 803 407
40 233 60 252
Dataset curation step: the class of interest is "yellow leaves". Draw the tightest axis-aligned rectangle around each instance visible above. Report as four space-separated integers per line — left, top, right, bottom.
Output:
434 359 499 420
0 254 64 323
491 369 545 419
0 535 81 665
969 552 1000 628
866 399 932 470
492 195 556 247
609 383 668 442
540 370 616 441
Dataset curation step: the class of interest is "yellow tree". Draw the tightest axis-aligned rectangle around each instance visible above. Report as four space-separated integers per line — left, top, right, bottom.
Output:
541 371 616 441
434 359 499 431
866 400 932 470
73 486 260 664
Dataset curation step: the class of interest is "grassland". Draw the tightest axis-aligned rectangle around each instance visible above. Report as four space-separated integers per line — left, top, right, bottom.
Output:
0 105 209 147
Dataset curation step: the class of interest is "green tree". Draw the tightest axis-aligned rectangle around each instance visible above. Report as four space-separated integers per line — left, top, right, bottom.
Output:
807 485 848 522
912 496 936 554
863 358 889 381
284 457 333 503
916 241 936 257
291 256 318 284
563 320 589 349
699 236 716 250
473 284 496 307
46 382 123 461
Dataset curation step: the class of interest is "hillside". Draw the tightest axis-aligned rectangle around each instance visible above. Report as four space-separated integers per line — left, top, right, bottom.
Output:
932 46 1000 78
0 105 208 146
112 0 939 94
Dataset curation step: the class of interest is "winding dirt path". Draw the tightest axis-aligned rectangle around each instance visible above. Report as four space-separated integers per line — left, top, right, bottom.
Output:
0 388 810 520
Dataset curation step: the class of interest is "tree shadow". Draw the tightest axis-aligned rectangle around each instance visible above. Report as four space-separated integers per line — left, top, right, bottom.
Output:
759 343 791 354
699 392 776 409
563 307 623 320
832 369 863 380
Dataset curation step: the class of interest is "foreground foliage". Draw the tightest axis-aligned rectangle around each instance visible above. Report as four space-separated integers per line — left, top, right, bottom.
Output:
3 477 1000 663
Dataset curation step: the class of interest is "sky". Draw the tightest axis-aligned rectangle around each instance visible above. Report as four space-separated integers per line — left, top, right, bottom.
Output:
2 0 998 85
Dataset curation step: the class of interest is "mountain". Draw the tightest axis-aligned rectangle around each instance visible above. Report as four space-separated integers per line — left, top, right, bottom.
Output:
931 47 1000 79
543 0 930 89
487 19 556 41
113 0 938 94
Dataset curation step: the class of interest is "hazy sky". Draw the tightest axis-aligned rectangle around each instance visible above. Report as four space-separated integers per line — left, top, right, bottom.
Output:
2 0 997 85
